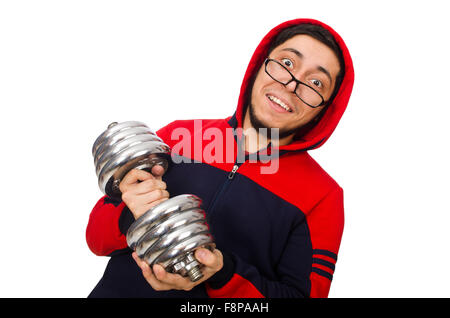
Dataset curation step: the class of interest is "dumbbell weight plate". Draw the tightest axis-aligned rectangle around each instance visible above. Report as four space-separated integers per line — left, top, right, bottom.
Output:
134 208 206 258
94 126 162 168
92 121 149 156
127 194 203 249
95 132 165 177
98 140 170 198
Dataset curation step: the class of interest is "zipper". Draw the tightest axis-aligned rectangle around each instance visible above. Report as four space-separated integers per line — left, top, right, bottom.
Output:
228 164 239 179
208 131 276 216
207 155 245 218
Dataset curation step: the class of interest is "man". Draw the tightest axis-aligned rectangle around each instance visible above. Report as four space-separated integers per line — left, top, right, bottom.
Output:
86 18 354 298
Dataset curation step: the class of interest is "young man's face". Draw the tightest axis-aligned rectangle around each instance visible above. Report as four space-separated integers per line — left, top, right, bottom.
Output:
248 34 341 138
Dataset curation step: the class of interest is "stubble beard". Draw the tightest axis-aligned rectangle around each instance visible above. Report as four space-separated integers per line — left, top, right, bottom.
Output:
248 102 301 140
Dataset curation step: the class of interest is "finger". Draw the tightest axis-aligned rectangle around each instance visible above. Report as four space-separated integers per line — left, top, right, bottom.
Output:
153 264 194 290
133 178 167 195
132 252 153 279
195 248 222 270
151 165 166 180
139 189 170 204
144 197 169 210
120 169 154 192
132 253 173 291
132 252 147 270
124 189 169 210
128 196 169 220
152 264 167 281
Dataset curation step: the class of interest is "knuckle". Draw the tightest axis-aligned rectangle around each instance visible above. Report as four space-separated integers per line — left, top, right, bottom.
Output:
121 191 130 202
146 201 157 210
183 285 193 291
127 202 136 212
139 183 150 194
153 189 163 198
138 179 154 193
146 179 157 190
126 169 137 179
134 207 146 218
152 285 162 291
119 182 127 193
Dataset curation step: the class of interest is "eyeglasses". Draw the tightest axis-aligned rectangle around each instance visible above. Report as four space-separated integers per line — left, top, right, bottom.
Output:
264 58 325 108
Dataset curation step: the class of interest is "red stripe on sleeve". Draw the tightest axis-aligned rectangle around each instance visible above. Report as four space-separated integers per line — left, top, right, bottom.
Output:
312 263 334 276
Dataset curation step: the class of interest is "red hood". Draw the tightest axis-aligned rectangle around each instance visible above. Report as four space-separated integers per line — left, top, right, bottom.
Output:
232 18 354 152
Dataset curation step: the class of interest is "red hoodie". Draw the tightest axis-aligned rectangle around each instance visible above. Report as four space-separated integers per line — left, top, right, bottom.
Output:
86 18 354 298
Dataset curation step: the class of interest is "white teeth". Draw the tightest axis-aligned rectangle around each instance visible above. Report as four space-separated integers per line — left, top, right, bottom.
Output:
268 95 291 112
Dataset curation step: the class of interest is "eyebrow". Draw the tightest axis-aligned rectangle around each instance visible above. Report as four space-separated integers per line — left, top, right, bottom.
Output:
280 47 333 85
281 47 303 59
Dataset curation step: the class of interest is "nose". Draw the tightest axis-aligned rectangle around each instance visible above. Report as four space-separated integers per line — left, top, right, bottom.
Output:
285 80 298 93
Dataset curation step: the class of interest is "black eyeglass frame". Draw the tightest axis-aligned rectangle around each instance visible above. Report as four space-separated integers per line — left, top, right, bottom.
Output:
264 58 326 108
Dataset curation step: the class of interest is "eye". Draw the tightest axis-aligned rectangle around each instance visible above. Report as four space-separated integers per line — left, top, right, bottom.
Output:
281 58 294 69
310 79 323 89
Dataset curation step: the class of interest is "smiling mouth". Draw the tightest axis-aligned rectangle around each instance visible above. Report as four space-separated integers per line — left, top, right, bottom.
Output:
267 94 293 113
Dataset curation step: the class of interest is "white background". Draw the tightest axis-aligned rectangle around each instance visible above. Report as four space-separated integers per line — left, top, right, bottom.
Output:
1 0 449 297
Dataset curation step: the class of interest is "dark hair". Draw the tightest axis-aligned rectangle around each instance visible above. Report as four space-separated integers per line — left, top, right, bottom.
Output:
267 23 345 105
244 23 346 139
252 23 346 138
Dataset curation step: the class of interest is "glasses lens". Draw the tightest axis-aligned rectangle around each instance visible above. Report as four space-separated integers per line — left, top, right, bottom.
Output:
266 60 323 107
266 60 292 84
296 84 323 107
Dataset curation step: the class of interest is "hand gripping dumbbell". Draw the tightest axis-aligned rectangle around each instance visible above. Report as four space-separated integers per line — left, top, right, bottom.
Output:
92 121 215 282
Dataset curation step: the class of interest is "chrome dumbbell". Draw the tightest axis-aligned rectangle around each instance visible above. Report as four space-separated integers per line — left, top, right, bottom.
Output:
92 121 171 199
127 194 214 282
92 121 214 282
